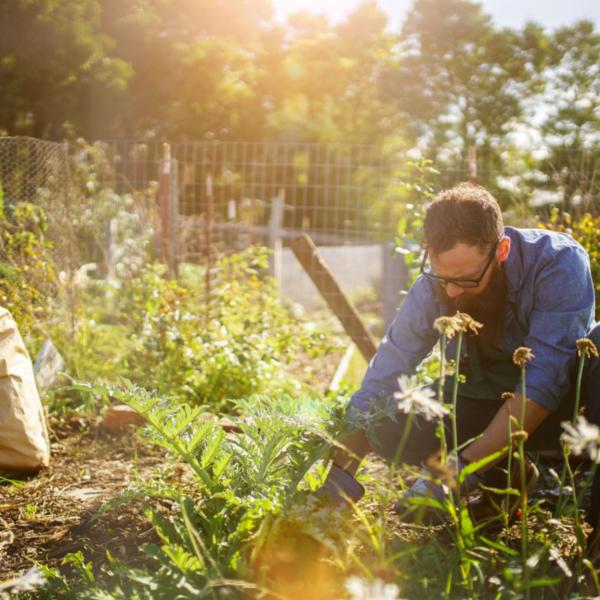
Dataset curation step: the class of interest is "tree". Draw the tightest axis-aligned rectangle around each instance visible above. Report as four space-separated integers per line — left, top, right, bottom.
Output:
380 0 547 203
98 0 274 140
0 0 130 139
266 2 399 145
537 21 600 214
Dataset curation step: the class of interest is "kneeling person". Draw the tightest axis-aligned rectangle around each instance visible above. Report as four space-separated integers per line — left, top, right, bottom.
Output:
319 183 600 524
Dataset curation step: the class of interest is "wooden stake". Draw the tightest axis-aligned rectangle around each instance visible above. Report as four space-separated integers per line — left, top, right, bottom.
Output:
205 173 214 316
160 143 171 265
291 234 378 362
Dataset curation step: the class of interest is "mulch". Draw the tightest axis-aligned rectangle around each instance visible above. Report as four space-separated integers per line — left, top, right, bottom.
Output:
0 416 169 581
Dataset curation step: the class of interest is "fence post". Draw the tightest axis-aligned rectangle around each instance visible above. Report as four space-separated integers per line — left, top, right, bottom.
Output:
205 172 214 314
468 145 477 183
160 143 171 267
268 188 285 284
169 158 179 277
381 244 409 331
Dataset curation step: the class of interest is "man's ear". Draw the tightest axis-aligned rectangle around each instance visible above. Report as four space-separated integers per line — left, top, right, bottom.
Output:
498 236 511 263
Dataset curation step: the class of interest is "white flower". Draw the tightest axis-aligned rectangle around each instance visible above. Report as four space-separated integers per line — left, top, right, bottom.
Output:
395 380 449 422
345 576 403 600
0 566 46 598
561 416 600 463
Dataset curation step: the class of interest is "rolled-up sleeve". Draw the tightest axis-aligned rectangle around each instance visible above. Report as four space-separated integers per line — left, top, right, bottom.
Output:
515 246 595 413
349 276 440 412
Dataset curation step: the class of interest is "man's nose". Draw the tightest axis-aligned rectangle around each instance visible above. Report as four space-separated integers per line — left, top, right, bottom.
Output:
445 283 465 298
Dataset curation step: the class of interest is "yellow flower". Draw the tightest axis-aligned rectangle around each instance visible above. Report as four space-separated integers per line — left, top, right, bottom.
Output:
576 337 599 360
513 347 535 368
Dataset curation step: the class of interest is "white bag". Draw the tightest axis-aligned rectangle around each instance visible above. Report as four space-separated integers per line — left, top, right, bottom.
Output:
0 308 50 472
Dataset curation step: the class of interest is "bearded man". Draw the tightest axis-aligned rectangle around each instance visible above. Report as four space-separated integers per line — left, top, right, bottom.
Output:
318 182 600 529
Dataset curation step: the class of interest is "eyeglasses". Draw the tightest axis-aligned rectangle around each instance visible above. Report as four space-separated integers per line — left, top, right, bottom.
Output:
420 240 500 289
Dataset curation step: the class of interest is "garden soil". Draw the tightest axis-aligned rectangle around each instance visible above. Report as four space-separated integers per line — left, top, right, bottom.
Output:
0 416 169 580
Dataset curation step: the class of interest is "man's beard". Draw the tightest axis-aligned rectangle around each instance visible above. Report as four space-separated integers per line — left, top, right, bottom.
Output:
436 262 508 347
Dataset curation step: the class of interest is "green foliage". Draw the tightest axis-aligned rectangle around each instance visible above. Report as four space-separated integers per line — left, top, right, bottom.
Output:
0 186 56 339
380 0 547 202
50 248 337 412
40 385 347 598
543 209 600 320
536 21 600 215
36 315 600 599
0 0 131 138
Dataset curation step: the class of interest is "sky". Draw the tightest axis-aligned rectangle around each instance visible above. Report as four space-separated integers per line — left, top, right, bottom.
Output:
272 0 600 31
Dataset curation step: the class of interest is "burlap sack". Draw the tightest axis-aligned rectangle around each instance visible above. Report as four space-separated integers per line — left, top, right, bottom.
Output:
0 308 50 472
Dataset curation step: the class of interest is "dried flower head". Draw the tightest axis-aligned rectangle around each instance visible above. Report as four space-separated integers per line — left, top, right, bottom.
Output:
501 391 516 402
453 312 483 335
395 382 449 422
426 451 457 488
511 430 529 443
513 347 535 368
561 415 600 464
433 316 460 340
576 338 599 360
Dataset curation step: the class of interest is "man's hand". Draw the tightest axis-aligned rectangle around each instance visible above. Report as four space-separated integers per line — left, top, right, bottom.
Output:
461 393 549 468
403 453 483 503
315 464 365 507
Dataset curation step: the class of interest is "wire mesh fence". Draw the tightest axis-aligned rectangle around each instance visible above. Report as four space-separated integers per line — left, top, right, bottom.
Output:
0 136 73 265
1 136 599 357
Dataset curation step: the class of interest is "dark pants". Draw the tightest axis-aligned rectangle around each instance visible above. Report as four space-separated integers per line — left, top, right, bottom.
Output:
367 323 600 525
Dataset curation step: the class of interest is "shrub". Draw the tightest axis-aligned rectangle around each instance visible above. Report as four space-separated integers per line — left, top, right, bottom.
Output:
0 187 56 342
50 248 338 412
543 209 600 320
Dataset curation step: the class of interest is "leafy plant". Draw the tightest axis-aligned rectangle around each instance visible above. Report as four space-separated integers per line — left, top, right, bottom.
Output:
543 209 600 320
0 186 56 342
50 248 339 413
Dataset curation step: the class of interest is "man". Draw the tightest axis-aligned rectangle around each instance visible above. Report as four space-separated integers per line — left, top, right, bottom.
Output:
318 182 600 525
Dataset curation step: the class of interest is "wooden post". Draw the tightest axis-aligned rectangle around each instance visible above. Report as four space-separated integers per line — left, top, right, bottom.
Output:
168 158 179 277
291 234 378 362
268 188 285 283
160 143 171 265
205 173 214 311
105 218 118 281
468 145 477 183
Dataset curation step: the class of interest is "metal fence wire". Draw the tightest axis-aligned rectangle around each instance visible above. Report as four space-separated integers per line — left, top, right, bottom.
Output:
106 140 402 244
1 136 599 354
0 136 76 269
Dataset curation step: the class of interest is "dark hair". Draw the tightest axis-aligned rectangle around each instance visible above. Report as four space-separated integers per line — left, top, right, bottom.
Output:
423 183 503 254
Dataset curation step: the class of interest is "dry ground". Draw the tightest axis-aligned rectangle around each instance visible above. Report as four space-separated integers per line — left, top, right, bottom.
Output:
0 416 169 581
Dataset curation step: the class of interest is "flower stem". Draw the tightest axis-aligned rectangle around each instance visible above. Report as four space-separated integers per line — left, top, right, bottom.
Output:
451 332 463 456
555 352 587 517
438 335 448 463
518 367 529 599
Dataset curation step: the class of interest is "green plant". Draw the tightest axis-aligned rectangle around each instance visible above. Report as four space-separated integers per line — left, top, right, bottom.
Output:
0 187 56 342
49 248 339 414
40 383 347 598
543 210 600 320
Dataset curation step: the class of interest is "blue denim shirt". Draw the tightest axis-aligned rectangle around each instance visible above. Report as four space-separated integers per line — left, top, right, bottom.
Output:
350 226 595 414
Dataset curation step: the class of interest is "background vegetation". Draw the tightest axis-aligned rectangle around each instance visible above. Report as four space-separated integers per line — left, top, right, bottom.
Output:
2 1 600 598
1 0 599 215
